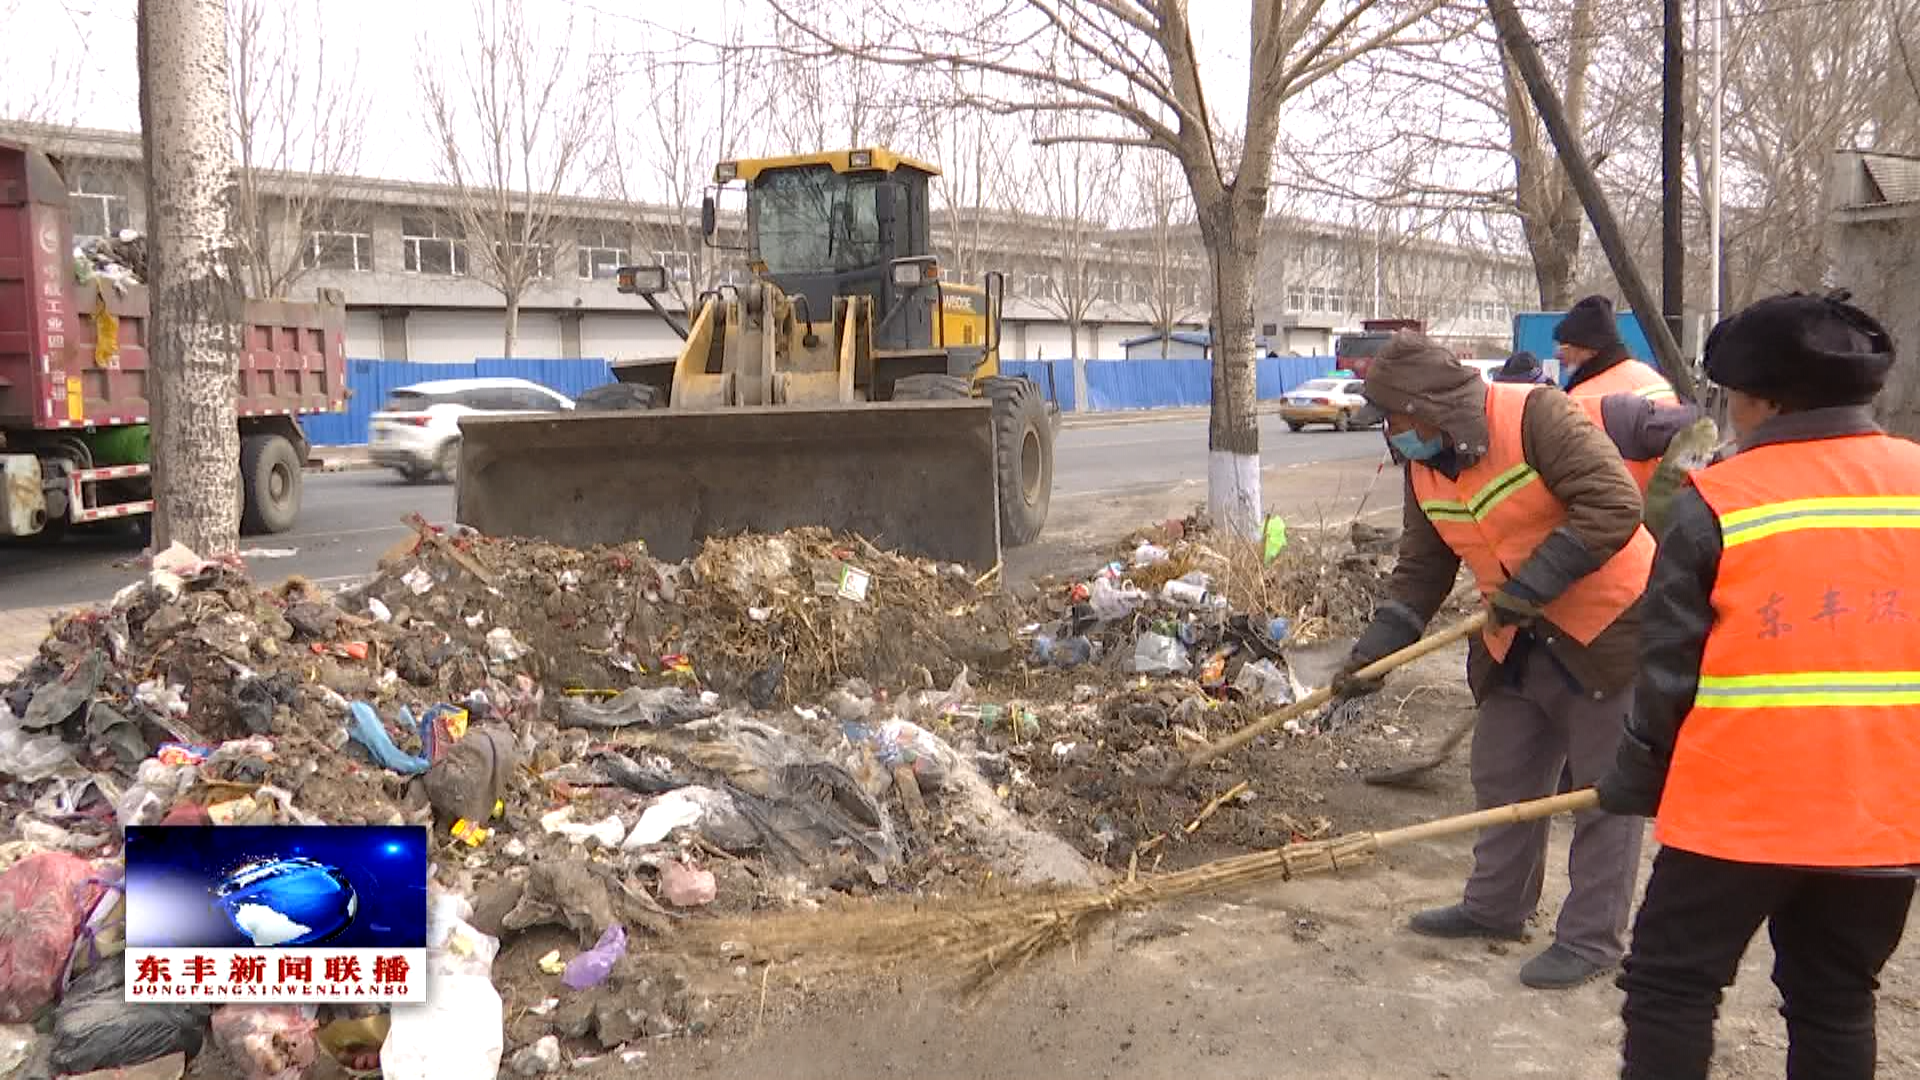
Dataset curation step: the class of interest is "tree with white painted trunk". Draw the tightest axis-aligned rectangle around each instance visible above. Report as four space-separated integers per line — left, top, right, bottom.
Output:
418 0 602 358
138 0 245 556
767 0 1449 537
227 0 371 300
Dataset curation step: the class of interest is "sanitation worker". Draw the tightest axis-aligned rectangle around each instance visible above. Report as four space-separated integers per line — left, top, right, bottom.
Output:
1341 332 1655 990
1597 291 1918 1079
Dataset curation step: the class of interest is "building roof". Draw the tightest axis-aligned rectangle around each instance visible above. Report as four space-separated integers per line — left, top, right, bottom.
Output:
1121 330 1212 348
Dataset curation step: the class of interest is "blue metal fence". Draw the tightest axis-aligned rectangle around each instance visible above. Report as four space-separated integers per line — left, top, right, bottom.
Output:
301 357 613 446
302 354 1344 446
1004 355 1338 413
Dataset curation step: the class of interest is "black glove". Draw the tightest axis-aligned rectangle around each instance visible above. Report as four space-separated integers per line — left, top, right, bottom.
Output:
1594 734 1666 817
1336 605 1424 696
1487 584 1544 630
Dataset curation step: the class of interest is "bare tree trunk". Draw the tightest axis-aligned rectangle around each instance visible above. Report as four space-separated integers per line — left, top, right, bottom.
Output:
1197 199 1262 537
139 0 243 557
503 297 519 359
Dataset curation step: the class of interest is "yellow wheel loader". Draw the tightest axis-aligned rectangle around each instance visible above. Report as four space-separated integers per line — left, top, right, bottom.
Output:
455 148 1058 567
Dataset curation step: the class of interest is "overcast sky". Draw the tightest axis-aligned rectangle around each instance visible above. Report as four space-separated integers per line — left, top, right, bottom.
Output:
8 0 1265 188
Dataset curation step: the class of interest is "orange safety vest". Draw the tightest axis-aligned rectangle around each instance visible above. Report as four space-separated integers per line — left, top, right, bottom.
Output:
1567 360 1679 494
1655 432 1920 867
1411 382 1655 662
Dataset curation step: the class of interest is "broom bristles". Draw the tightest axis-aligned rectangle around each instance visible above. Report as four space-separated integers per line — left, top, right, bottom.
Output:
675 830 1384 993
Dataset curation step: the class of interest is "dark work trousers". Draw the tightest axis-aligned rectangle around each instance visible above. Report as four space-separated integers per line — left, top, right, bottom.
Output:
1619 846 1916 1079
1461 644 1643 964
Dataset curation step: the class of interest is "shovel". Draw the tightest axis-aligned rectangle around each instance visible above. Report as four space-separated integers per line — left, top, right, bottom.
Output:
1152 611 1488 786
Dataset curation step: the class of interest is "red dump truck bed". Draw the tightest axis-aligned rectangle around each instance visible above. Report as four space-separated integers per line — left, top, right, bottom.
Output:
0 140 347 432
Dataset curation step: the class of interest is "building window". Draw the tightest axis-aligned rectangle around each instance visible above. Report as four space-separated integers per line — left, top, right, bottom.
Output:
1285 286 1305 313
1308 287 1328 314
497 241 554 278
577 230 629 280
69 169 133 240
651 250 692 283
303 219 373 272
402 215 468 275
1328 290 1344 315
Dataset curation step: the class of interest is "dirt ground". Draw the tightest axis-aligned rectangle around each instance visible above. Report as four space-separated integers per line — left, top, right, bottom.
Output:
591 644 1920 1080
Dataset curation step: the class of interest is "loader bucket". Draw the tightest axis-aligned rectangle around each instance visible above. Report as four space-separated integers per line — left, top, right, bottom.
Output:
454 401 1002 567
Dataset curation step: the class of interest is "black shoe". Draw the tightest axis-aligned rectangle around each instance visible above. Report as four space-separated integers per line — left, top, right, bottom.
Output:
1406 904 1525 941
1519 943 1614 989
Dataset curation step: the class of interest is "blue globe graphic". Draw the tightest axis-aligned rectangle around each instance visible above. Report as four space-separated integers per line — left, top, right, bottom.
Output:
212 857 358 947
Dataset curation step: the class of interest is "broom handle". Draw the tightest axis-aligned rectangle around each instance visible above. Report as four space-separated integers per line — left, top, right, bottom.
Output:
1185 611 1489 769
1372 789 1600 849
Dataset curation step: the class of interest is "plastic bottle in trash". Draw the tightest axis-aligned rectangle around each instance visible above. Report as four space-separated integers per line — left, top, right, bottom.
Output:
1161 580 1226 609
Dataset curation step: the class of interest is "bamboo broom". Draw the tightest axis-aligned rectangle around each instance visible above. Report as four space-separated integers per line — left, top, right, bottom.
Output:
676 788 1598 995
1151 611 1489 785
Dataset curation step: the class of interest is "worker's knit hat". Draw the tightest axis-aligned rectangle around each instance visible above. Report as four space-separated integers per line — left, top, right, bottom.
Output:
1704 291 1894 409
1553 295 1623 352
1494 350 1546 384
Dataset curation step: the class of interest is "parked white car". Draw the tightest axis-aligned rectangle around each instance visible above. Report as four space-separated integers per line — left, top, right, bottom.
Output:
369 378 574 483
1278 377 1381 432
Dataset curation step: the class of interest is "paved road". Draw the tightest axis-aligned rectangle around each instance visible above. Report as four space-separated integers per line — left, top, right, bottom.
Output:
0 417 1382 612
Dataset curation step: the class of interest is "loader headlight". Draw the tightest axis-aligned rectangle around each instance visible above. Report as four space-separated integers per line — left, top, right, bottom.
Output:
848 149 874 169
714 161 738 183
891 257 938 289
616 264 669 295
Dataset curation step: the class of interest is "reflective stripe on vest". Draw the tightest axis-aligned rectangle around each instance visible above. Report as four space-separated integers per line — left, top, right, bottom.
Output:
1568 360 1677 494
1409 382 1654 662
1656 433 1920 867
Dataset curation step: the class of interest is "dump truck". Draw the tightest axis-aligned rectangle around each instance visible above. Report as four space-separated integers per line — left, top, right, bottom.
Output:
0 140 348 541
454 148 1058 568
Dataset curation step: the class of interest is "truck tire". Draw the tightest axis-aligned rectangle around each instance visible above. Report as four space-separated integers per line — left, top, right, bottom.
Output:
980 376 1053 547
240 432 302 535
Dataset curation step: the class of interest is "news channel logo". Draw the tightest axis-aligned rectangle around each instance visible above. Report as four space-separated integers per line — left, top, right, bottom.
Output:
124 826 428 1002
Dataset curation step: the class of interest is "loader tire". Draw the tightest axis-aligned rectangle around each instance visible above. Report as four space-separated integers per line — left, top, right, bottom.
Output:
981 376 1053 547
240 432 302 535
889 374 972 401
575 382 661 411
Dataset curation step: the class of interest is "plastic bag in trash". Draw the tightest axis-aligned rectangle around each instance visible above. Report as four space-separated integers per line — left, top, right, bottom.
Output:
561 924 625 991
346 702 428 774
210 1005 318 1080
557 687 718 730
380 974 501 1080
0 714 77 783
384 897 501 1080
48 962 210 1074
1088 577 1146 622
0 852 106 1023
1132 632 1191 676
1232 658 1296 705
851 718 951 785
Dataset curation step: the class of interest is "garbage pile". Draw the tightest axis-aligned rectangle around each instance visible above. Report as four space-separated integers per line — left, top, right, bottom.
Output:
0 515 1459 1077
73 231 148 293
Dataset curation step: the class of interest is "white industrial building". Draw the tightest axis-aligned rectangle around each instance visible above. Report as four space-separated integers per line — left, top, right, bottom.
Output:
6 122 1535 362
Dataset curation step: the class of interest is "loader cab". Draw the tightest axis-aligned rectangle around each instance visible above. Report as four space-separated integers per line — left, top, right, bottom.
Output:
718 149 939 352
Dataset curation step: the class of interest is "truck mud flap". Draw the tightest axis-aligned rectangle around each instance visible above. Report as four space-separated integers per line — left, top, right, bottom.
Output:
455 401 1002 568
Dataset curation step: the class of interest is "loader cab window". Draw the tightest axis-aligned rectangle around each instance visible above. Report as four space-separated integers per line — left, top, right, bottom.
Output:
750 165 886 276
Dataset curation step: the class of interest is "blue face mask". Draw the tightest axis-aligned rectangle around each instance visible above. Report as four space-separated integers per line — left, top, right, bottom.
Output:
1389 428 1447 461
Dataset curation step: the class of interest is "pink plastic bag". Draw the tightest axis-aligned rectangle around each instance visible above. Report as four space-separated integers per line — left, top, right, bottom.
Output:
0 853 102 1023
211 1005 318 1080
